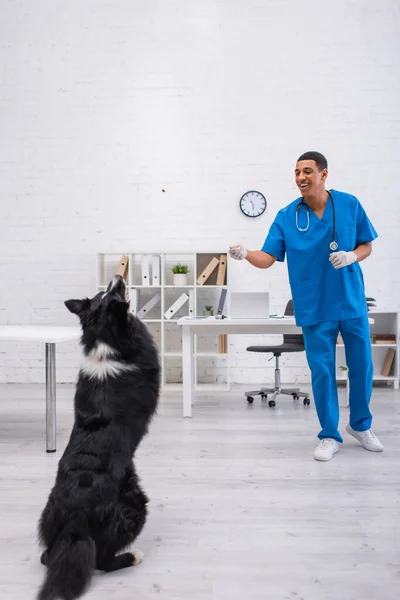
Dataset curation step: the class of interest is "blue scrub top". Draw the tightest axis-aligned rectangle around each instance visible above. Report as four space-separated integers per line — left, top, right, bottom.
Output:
261 189 378 327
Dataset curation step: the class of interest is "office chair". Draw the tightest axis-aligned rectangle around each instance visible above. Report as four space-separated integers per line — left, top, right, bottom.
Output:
245 300 311 408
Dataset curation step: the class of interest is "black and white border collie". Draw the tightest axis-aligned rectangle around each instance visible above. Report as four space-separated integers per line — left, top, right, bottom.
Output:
37 275 160 600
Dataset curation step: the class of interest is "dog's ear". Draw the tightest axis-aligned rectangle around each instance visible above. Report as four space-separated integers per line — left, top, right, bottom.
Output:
64 298 90 315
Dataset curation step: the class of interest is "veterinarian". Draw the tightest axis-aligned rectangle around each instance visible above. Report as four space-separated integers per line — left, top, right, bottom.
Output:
229 151 383 462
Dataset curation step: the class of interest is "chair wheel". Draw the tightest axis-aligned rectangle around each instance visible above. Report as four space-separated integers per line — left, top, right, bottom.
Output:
268 400 276 408
261 393 268 400
247 396 254 404
292 393 299 400
303 397 310 406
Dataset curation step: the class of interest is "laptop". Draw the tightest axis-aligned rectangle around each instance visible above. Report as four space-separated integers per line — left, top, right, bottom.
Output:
229 292 270 319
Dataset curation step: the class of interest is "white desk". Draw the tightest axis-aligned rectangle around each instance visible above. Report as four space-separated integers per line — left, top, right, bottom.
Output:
177 317 302 417
0 326 81 452
177 315 376 417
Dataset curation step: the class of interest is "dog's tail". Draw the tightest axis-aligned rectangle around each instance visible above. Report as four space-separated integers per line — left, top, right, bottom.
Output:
37 513 95 600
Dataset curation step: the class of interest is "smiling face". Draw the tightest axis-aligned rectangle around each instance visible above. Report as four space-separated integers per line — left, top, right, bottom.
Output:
295 159 328 199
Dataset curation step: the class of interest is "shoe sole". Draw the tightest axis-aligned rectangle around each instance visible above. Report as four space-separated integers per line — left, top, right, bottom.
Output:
314 447 338 462
345 425 383 452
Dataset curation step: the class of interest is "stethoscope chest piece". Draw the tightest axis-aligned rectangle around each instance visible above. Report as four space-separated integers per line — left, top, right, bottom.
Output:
329 241 338 251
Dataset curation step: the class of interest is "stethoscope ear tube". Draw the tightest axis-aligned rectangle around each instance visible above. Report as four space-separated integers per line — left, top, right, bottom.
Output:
295 201 310 232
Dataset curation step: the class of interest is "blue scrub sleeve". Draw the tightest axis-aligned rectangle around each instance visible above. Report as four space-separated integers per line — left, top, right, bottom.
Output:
261 218 286 262
356 201 378 245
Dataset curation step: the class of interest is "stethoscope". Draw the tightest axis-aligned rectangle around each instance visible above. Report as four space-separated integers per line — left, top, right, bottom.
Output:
295 190 338 251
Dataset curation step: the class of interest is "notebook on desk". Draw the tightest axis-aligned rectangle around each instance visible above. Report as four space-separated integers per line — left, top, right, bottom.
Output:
229 292 270 319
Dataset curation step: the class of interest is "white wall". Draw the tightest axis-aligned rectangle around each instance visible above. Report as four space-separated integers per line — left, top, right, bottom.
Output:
1 0 399 383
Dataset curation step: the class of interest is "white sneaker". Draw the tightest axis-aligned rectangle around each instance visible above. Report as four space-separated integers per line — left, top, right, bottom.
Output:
345 425 383 452
314 438 339 462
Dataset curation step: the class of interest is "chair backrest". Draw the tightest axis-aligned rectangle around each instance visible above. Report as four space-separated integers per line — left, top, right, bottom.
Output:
283 299 304 347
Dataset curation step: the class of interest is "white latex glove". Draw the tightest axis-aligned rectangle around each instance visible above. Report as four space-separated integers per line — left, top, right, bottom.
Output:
329 251 357 269
229 244 248 260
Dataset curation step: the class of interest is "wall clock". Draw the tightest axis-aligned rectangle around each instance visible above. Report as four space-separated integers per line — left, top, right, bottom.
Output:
239 190 267 218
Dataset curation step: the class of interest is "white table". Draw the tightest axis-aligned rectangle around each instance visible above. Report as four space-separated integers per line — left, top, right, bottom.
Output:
177 316 303 417
177 315 375 417
0 326 81 452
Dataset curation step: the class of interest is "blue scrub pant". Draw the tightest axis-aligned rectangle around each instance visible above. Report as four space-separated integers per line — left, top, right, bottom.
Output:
302 315 373 443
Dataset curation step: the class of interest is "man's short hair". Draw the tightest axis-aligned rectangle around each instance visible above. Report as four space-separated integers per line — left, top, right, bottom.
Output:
297 151 328 171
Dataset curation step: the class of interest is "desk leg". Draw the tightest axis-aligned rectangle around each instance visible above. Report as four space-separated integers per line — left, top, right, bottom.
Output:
182 328 194 417
45 343 56 453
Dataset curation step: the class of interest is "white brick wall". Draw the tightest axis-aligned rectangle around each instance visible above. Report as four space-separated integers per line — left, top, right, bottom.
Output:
1 0 399 384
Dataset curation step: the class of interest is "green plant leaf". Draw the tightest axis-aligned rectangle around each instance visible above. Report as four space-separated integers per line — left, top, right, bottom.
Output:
172 264 189 274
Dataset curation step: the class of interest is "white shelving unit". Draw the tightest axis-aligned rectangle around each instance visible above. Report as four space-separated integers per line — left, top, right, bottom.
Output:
336 310 399 389
96 252 229 390
96 254 398 391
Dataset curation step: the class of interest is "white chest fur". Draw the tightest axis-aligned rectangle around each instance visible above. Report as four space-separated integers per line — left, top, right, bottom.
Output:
80 342 138 380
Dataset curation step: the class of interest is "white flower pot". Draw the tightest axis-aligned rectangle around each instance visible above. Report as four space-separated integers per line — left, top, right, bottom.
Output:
173 273 187 286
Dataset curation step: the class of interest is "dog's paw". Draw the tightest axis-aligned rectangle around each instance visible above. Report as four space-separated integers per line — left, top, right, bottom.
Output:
132 550 144 565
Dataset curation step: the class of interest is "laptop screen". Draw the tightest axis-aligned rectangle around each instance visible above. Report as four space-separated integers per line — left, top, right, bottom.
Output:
229 292 270 319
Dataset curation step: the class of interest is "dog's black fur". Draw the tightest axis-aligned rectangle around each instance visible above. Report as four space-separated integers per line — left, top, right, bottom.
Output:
37 275 160 600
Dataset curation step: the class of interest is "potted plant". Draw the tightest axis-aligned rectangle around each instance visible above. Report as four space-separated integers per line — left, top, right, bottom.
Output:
203 304 213 317
172 264 189 286
339 365 350 406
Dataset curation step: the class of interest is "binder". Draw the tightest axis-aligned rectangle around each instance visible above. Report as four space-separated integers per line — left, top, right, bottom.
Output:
188 289 195 317
218 334 228 354
116 255 129 281
164 293 189 320
371 334 396 344
381 348 395 376
216 254 227 285
196 257 220 285
151 255 160 286
130 288 140 316
137 293 161 319
216 288 227 317
141 255 150 286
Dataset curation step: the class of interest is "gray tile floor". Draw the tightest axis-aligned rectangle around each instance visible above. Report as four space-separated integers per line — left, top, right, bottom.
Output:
0 383 399 599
